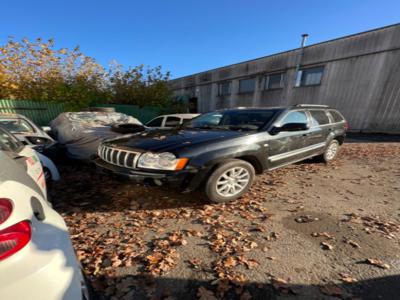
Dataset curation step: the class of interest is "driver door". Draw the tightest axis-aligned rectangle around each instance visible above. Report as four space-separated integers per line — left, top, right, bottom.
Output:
266 110 311 169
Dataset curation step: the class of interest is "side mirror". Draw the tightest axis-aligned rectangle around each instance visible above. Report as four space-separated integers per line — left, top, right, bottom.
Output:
270 123 308 135
41 126 51 133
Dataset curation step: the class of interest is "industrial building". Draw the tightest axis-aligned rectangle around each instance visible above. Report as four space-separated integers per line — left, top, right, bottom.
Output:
170 23 400 133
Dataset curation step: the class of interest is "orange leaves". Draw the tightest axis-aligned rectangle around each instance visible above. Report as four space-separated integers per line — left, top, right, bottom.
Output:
146 249 179 275
364 258 390 269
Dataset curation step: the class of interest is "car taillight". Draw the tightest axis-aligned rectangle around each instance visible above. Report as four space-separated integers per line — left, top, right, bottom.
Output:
344 121 349 131
0 198 13 224
0 221 31 260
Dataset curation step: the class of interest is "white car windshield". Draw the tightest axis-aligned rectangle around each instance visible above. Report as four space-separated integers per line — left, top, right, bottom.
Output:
0 118 35 133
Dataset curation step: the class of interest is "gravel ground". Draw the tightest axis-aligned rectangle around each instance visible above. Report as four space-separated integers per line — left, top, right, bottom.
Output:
52 143 400 300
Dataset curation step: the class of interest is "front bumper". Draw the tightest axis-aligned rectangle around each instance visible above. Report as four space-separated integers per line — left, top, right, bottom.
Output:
94 157 198 191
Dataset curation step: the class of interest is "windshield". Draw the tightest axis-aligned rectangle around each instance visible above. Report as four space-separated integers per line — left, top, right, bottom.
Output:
185 109 279 131
0 118 35 133
0 127 23 152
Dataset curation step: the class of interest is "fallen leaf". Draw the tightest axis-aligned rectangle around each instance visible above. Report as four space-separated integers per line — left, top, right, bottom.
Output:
365 258 390 269
339 272 357 283
197 286 218 300
320 284 342 297
321 241 334 250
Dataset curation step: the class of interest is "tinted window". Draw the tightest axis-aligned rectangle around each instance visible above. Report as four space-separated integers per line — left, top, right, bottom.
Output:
146 117 163 127
165 116 181 127
281 111 308 125
309 110 330 125
239 78 256 93
218 81 231 96
186 109 279 130
329 110 344 123
265 73 284 90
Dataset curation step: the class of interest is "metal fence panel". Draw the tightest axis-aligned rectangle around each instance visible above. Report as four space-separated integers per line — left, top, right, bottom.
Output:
0 100 65 125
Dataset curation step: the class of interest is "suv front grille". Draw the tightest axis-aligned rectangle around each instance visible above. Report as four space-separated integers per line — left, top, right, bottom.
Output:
98 145 140 169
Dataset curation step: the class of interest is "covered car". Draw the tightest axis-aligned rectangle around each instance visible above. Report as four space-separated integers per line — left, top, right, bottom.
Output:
0 113 55 152
50 111 142 160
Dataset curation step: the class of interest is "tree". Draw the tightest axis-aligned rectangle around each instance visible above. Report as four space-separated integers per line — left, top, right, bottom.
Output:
0 37 176 110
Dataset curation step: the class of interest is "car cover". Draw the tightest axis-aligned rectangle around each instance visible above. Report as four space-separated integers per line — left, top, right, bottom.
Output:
50 112 142 160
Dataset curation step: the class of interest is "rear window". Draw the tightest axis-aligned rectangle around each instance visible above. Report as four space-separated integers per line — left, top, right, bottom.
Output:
329 110 344 123
165 116 181 127
309 110 330 126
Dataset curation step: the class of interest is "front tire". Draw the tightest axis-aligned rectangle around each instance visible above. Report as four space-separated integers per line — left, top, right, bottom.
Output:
205 159 255 203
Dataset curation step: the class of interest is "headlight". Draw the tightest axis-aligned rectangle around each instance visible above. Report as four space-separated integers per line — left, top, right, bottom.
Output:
138 152 188 170
26 136 50 145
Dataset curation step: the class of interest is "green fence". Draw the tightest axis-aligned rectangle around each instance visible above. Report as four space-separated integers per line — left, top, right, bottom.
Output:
0 100 170 125
0 99 65 126
95 104 168 123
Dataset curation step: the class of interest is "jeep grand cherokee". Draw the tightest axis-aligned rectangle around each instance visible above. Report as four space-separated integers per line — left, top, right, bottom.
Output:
95 105 347 203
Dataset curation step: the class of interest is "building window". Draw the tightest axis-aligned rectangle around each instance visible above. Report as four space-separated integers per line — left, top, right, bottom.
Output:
218 81 231 96
265 73 285 90
239 78 256 93
296 66 324 87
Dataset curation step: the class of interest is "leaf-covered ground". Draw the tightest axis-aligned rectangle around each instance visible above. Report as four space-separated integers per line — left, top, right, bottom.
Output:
52 143 400 300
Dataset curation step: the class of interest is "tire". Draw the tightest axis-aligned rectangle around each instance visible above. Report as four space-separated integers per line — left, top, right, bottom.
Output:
205 159 255 203
320 139 340 163
111 123 145 134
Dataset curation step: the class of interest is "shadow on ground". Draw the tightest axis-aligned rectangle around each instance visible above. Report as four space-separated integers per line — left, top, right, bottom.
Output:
346 133 400 143
91 273 400 300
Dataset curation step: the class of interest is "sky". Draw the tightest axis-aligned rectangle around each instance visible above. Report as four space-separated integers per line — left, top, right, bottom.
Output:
1 0 399 78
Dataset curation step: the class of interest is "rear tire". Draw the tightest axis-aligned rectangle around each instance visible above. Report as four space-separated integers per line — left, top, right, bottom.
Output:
205 159 255 203
319 139 340 163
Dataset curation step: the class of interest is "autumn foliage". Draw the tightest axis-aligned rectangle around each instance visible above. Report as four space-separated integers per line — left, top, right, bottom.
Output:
0 37 173 110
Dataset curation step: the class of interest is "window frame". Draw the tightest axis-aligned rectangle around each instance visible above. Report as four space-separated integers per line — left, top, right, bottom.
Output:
238 77 256 94
218 81 232 96
274 109 310 128
146 116 164 127
295 66 325 87
164 116 182 127
308 109 331 127
264 73 285 90
327 109 345 124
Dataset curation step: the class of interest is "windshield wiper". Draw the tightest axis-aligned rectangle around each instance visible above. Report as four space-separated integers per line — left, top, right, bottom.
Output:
227 125 258 131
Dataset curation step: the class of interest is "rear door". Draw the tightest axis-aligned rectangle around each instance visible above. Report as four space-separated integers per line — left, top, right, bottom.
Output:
267 110 311 169
304 109 332 154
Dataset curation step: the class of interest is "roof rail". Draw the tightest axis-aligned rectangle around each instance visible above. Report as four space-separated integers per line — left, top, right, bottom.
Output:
294 104 329 108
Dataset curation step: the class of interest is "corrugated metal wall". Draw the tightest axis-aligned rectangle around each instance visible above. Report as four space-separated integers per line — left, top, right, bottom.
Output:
170 24 400 133
0 100 65 125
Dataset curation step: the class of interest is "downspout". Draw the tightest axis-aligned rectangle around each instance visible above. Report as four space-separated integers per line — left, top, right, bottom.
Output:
294 34 309 87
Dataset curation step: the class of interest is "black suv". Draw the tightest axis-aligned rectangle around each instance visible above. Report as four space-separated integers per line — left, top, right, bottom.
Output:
95 105 347 203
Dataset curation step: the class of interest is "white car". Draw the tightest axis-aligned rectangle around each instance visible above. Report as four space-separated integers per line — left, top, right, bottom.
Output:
146 113 200 129
0 126 60 184
0 113 56 152
0 152 91 299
